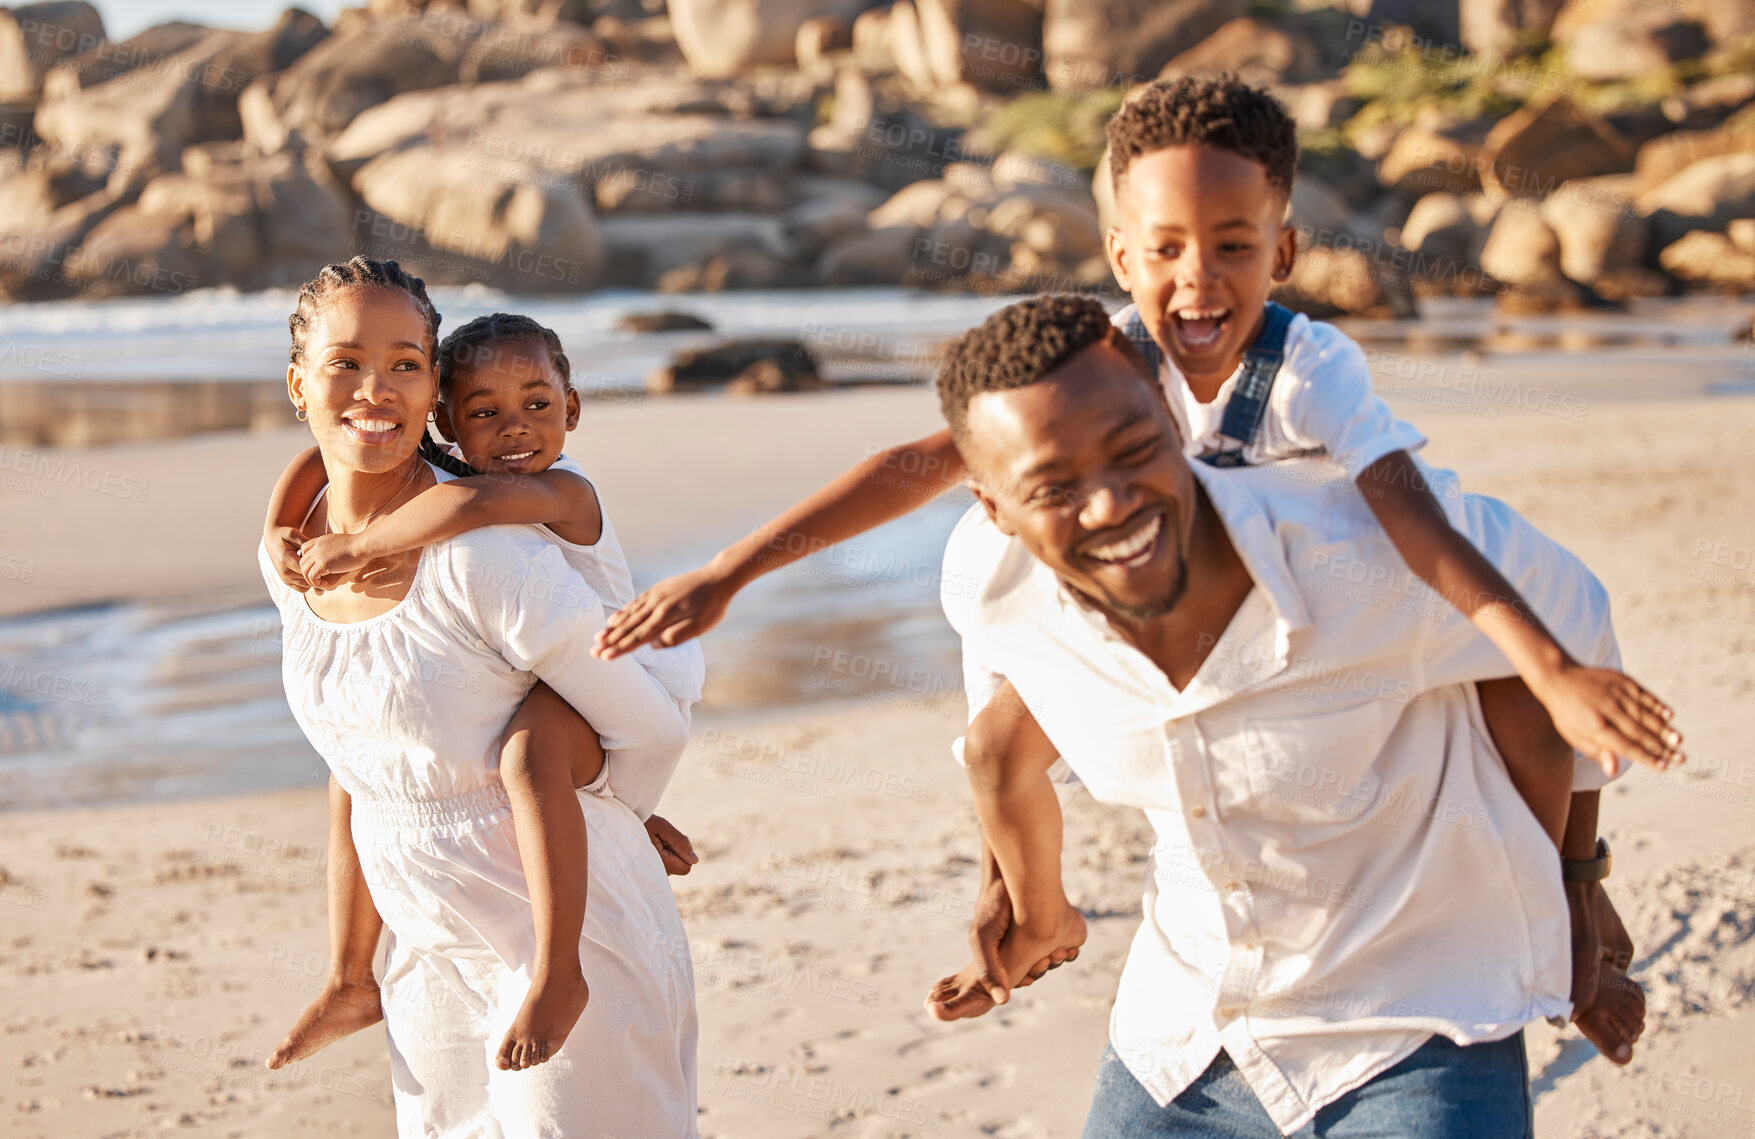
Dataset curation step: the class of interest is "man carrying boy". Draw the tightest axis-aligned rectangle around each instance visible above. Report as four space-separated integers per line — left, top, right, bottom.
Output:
932 293 1636 1136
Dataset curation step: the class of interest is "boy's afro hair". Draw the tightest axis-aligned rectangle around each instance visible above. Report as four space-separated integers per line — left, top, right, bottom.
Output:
1106 74 1298 199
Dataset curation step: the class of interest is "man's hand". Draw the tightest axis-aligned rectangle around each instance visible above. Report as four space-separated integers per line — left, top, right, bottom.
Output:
644 814 699 876
925 862 1080 1021
594 564 737 659
298 532 371 593
1530 662 1681 774
267 525 310 592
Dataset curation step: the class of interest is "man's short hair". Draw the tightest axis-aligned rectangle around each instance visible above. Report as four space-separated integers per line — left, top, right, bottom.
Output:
1106 75 1298 200
936 295 1152 442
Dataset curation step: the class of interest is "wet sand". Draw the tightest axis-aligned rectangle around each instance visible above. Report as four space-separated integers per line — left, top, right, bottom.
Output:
0 382 1753 1136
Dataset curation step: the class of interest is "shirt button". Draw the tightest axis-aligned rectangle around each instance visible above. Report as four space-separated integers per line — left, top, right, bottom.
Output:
1190 805 1208 819
474 638 489 651
1218 1006 1241 1020
1241 941 1258 952
1224 881 1241 892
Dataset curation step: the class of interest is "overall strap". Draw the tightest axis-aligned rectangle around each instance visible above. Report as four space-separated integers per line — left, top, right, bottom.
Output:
1116 303 1164 383
1199 301 1296 469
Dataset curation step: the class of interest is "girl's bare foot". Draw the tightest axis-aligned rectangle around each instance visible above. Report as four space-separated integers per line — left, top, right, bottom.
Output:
265 980 383 1069
497 969 590 1072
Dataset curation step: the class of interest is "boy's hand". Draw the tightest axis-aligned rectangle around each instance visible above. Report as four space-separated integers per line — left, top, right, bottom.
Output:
594 564 736 659
644 814 699 876
299 533 371 593
267 526 311 592
1530 662 1681 773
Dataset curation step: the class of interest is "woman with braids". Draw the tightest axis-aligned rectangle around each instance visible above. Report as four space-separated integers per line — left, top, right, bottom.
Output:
257 257 699 1137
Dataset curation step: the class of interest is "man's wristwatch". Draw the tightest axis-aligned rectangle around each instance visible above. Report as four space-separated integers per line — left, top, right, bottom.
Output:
1562 837 1612 882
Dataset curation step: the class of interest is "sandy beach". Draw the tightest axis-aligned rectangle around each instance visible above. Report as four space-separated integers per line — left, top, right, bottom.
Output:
1 380 1752 1138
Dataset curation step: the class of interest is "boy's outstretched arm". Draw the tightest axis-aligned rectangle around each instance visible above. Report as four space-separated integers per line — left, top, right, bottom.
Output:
594 429 965 658
299 469 601 591
263 446 329 592
1358 450 1680 772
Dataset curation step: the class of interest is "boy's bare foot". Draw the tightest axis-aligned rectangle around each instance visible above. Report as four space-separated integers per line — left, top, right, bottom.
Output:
925 907 1086 1022
265 980 383 1069
1568 882 1644 1064
644 814 699 876
497 969 590 1072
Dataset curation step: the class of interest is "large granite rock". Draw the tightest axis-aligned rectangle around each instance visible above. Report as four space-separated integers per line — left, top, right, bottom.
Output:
352 144 606 292
911 0 1044 92
0 1 103 101
1562 17 1709 82
1398 191 1488 265
1043 0 1246 91
1459 0 1564 55
1475 95 1634 199
1658 230 1755 288
1274 245 1417 318
267 17 473 138
1539 173 1647 282
1637 151 1755 250
669 0 868 78
1377 127 1483 198
51 145 350 297
1478 200 1562 287
1634 118 1755 191
1160 17 1322 87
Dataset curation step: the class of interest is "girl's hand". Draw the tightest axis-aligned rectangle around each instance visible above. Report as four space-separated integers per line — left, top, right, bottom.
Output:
299 533 371 593
594 564 737 659
1530 662 1682 774
267 525 310 592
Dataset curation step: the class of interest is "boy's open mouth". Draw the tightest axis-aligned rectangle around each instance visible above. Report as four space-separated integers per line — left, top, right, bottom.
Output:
1169 307 1231 353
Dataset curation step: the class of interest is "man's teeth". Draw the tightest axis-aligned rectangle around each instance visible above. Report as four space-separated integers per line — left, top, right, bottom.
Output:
1087 515 1162 564
347 418 399 433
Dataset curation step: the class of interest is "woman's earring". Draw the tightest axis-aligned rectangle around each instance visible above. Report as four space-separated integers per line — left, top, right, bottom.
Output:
294 406 308 422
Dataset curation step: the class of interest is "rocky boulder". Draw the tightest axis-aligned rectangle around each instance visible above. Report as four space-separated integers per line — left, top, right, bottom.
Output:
1460 0 1564 56
1475 95 1634 199
1638 151 1755 250
267 17 473 138
1273 245 1417 319
1539 173 1646 282
1397 191 1488 266
647 339 823 393
1634 116 1755 190
902 0 1044 92
1478 200 1562 288
50 144 350 297
1562 17 1709 82
0 1 103 101
1377 127 1483 198
1043 0 1246 91
1657 230 1755 288
1160 17 1323 87
668 0 867 78
815 223 923 285
352 144 606 292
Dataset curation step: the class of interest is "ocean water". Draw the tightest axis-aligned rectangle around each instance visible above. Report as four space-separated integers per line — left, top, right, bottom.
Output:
0 286 1749 810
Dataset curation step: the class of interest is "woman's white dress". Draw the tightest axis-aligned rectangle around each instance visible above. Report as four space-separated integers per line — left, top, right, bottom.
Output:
258 482 698 1138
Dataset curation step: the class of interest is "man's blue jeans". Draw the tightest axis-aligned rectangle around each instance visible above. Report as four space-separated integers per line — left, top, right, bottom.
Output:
1082 1033 1533 1138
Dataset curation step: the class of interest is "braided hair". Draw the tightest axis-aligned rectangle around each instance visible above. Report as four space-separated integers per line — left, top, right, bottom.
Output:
436 312 574 401
287 255 474 478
